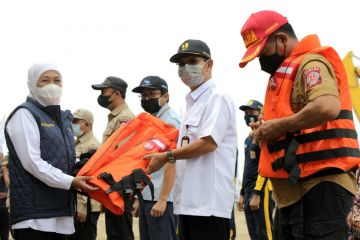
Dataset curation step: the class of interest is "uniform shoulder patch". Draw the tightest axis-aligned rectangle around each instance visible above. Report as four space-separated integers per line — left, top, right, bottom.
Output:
303 67 321 89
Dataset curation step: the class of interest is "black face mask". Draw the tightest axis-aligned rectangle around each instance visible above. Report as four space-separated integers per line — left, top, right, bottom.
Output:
259 40 286 76
141 98 161 114
244 114 258 126
97 94 112 108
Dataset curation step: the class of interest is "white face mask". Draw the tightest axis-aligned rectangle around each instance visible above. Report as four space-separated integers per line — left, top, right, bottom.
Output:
32 84 62 106
178 63 205 88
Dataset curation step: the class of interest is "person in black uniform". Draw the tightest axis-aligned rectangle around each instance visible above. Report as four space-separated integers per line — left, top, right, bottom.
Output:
237 100 275 240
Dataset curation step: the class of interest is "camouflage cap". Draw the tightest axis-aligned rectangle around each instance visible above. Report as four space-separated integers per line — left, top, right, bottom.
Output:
73 108 94 125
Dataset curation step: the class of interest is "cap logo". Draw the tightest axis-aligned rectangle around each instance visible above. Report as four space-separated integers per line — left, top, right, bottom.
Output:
181 42 189 51
142 79 151 86
247 100 254 105
242 30 258 48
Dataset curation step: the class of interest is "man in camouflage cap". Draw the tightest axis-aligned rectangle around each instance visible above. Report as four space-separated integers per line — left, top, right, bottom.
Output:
71 108 101 240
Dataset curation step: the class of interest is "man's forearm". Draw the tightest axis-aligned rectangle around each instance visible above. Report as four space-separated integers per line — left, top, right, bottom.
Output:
280 95 341 133
158 163 176 202
172 136 217 161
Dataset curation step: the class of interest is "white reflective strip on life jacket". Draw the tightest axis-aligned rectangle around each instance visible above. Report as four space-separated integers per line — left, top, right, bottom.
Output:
276 66 294 74
151 139 166 150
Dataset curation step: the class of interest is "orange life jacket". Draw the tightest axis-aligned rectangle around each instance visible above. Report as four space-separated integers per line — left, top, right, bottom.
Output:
260 35 360 183
77 112 179 215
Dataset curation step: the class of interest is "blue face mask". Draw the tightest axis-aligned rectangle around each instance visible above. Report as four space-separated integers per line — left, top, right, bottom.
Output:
71 123 84 137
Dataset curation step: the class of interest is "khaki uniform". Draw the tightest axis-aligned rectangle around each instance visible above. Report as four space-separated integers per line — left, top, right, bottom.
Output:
75 131 101 215
102 102 135 240
102 103 135 143
271 53 357 208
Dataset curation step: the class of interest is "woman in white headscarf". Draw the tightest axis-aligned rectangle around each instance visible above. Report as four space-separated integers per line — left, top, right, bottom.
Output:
4 63 97 240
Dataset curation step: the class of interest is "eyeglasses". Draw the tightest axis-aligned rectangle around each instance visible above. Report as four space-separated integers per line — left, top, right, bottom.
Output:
177 57 207 67
138 91 162 100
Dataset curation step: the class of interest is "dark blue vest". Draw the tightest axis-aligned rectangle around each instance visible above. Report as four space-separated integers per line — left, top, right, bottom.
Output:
5 97 76 224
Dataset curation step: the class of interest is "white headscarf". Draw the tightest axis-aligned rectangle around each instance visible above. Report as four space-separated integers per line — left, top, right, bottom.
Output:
27 63 62 106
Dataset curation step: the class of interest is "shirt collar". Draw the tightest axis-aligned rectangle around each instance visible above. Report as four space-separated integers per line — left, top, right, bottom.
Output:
187 79 215 101
78 130 94 144
110 103 129 117
155 103 170 118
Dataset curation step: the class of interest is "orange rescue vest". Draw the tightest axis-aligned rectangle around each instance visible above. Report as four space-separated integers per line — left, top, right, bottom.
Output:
77 112 179 215
259 35 360 183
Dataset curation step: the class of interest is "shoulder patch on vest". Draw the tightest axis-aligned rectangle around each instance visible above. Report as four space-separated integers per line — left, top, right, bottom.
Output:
303 67 321 89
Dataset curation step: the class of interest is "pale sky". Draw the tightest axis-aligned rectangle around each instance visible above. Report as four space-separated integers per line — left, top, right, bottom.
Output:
1 0 359 194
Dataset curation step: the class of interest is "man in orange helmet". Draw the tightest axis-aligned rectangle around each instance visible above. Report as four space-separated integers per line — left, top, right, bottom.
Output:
239 10 359 240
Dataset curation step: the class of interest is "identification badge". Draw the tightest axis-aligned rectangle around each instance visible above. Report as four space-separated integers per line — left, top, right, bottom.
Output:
181 135 190 147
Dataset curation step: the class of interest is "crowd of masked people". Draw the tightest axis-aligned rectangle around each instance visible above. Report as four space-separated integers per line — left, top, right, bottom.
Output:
1 9 360 240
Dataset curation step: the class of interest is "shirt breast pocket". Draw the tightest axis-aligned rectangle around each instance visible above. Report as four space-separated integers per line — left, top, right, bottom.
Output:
183 116 202 141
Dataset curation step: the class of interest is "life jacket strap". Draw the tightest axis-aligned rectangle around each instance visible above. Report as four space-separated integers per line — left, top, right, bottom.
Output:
98 169 155 213
336 109 354 120
269 133 301 184
268 128 358 153
272 146 360 183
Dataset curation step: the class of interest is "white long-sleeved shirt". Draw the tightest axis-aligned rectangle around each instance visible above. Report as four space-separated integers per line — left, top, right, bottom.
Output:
6 108 75 234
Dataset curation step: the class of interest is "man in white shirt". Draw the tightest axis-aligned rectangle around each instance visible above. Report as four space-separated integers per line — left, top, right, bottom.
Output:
5 63 97 240
146 39 238 240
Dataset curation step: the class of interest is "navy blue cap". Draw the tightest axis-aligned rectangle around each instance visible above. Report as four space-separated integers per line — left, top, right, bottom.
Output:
239 100 263 111
132 76 168 93
92 76 128 92
170 39 211 63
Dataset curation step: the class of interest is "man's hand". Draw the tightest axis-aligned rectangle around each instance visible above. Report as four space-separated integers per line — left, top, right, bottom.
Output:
252 119 284 143
249 194 261 211
77 212 87 222
144 152 167 174
132 199 139 218
4 175 9 189
249 120 263 131
150 199 167 217
72 176 98 192
237 195 244 211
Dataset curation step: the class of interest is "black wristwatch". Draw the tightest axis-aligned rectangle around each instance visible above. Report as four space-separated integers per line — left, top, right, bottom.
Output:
167 150 176 163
